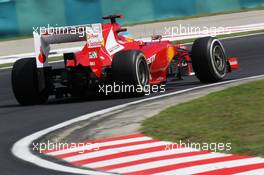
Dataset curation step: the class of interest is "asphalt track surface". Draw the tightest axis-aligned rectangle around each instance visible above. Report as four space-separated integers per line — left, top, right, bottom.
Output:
0 34 264 175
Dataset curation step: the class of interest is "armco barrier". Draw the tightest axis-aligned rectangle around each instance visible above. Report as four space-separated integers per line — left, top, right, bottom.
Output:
0 0 263 36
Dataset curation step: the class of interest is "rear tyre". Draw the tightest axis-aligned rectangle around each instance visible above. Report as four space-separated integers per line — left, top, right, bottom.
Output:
112 50 149 96
192 37 227 83
12 58 48 105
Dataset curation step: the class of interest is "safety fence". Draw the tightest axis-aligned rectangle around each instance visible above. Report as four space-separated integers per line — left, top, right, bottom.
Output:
0 0 264 36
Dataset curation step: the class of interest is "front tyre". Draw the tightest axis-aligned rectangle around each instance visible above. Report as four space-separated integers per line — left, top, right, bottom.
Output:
12 58 48 105
112 50 149 96
192 37 227 83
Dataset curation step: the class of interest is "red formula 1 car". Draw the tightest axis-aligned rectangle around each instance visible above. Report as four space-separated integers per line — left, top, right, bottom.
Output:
12 15 239 105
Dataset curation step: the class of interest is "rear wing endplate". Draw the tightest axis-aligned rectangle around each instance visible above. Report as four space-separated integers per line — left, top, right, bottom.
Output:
33 24 103 68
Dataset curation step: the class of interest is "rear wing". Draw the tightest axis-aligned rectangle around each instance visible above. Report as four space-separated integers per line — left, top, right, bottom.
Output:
33 23 103 68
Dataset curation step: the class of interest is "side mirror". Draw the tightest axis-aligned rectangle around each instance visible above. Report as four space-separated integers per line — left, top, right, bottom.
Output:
151 35 162 41
116 28 127 33
139 40 146 46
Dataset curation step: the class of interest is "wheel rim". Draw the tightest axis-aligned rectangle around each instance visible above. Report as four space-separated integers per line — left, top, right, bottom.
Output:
137 59 148 86
212 45 226 75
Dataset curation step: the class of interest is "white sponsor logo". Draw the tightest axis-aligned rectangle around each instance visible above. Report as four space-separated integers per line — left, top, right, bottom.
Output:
88 51 97 58
105 28 124 55
147 54 156 64
86 23 103 48
229 60 238 65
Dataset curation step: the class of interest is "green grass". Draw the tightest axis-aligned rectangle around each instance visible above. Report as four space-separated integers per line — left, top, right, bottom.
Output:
0 56 63 68
142 80 264 157
49 56 63 62
0 63 13 68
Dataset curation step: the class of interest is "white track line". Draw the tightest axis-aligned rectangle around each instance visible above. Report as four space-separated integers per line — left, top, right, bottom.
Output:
1 32 263 71
0 23 264 64
1 32 264 71
11 74 264 175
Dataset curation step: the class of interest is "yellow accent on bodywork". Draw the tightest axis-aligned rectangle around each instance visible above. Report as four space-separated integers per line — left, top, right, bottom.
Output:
167 46 175 62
